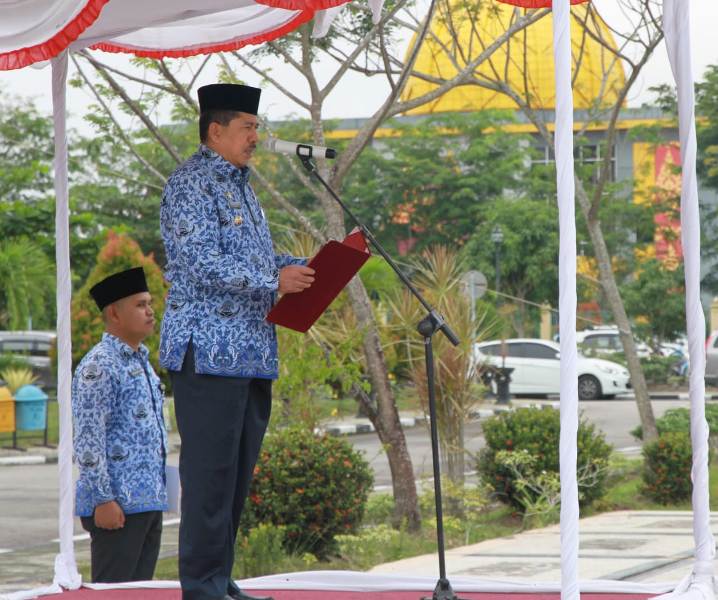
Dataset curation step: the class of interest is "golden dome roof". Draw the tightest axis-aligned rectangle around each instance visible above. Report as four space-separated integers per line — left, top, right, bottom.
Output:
401 2 626 114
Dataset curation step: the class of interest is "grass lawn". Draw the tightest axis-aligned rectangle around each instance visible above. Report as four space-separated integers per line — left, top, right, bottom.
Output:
590 457 718 512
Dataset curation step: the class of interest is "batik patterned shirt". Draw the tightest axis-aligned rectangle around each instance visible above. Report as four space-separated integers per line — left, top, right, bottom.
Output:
159 145 303 379
72 333 168 517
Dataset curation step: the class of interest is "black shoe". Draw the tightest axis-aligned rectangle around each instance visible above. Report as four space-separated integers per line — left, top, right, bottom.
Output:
225 589 274 600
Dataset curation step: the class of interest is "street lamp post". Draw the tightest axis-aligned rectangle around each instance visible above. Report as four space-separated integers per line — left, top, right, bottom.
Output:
491 225 503 297
490 225 512 405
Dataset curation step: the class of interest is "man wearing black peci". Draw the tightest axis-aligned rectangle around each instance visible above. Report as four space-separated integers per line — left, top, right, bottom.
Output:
159 83 314 600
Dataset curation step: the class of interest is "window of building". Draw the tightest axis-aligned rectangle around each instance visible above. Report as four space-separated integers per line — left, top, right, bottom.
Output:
531 143 616 182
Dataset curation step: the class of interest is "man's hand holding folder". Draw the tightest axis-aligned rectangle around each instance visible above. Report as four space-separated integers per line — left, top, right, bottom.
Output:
279 264 315 294
267 228 371 332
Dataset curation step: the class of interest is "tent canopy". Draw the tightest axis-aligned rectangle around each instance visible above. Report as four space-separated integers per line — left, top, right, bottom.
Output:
0 0 381 70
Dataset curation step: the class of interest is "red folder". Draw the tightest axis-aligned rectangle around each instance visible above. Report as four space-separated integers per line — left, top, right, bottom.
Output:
267 229 371 332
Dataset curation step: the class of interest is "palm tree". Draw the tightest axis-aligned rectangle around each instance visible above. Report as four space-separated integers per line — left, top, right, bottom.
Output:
0 238 55 330
389 246 497 486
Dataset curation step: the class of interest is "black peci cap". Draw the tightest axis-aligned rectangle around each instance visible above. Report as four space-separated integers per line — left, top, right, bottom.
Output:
89 267 149 311
198 83 261 115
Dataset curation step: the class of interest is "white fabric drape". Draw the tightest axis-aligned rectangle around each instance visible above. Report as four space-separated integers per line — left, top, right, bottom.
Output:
0 0 91 52
655 2 716 599
50 50 81 591
552 1 580 600
0 571 683 599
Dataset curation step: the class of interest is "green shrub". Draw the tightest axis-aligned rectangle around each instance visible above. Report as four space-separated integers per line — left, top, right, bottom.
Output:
364 493 395 526
0 354 29 373
631 405 718 440
240 427 373 557
335 524 403 570
640 355 679 385
233 523 317 579
641 431 693 504
493 449 561 527
477 407 612 511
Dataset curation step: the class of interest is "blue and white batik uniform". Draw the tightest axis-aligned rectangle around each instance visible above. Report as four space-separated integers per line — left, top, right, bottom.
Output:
72 333 168 517
159 144 304 379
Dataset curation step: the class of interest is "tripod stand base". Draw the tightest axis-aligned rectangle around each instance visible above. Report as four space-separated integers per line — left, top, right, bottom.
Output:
421 577 470 600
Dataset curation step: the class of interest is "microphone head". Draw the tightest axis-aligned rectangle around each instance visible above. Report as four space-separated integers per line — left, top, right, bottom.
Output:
326 148 337 159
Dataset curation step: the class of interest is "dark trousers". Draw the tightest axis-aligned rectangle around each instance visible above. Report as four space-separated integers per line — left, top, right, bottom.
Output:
171 344 272 600
80 510 163 583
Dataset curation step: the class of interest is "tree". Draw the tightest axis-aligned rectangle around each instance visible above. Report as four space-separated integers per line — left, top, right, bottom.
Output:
621 258 686 346
695 64 718 296
389 246 494 485
463 196 559 337
0 238 56 330
696 64 718 192
0 93 138 282
0 92 54 204
344 111 537 253
646 67 718 297
410 0 663 439
71 231 168 372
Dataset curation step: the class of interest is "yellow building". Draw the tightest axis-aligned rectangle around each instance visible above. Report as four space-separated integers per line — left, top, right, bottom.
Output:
401 2 625 114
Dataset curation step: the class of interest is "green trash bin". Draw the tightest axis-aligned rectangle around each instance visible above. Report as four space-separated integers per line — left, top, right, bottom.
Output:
15 384 48 431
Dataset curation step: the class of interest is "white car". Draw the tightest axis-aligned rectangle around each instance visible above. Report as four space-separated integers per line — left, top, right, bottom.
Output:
474 338 631 400
574 327 651 359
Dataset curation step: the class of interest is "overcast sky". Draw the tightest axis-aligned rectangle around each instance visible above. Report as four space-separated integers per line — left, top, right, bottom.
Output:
1 0 717 135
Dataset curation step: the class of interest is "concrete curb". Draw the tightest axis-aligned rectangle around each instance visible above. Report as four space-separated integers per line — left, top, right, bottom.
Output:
321 401 562 437
322 416 420 437
0 455 55 466
648 392 718 401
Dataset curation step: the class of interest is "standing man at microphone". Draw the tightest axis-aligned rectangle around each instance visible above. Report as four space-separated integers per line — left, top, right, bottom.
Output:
159 83 314 600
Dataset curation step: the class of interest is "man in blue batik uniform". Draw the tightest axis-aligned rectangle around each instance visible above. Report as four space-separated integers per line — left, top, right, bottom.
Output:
160 83 314 600
73 267 167 583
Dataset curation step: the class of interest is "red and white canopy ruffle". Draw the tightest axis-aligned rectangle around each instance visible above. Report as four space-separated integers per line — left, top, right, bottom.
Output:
0 0 378 70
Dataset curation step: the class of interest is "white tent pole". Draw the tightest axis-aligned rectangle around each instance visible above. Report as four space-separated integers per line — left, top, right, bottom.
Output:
51 50 81 591
552 1 580 600
656 2 716 598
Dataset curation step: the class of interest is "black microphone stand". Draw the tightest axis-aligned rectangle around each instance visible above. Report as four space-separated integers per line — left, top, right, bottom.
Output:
298 153 468 600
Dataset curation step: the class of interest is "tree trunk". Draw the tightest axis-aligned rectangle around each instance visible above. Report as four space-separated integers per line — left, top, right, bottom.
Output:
445 417 465 486
312 80 420 527
575 182 658 441
345 277 421 530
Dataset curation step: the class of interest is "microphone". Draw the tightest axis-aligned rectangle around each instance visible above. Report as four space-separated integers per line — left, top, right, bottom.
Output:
264 137 337 159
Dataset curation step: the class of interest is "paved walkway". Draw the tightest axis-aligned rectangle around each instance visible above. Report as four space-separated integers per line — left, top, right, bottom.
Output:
371 510 717 584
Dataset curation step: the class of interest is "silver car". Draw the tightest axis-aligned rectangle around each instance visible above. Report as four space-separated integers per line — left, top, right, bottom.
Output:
0 331 57 389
